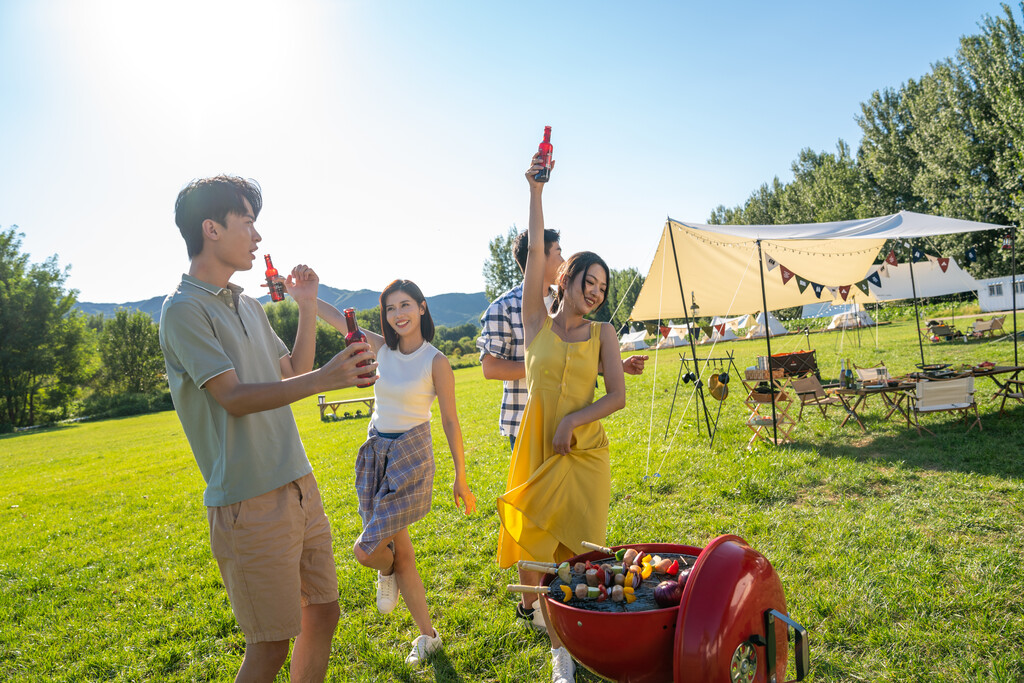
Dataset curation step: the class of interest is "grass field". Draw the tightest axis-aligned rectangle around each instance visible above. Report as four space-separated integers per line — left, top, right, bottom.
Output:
2 321 1023 682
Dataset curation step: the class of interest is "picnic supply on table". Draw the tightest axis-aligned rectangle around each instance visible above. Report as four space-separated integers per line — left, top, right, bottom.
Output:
534 126 553 182
342 307 376 387
263 254 285 302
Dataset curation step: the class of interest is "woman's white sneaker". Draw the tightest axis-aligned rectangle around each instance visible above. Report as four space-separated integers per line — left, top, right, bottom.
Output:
405 628 442 666
376 571 399 613
551 646 575 683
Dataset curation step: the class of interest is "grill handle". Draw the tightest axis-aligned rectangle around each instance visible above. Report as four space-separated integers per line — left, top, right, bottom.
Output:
764 609 809 682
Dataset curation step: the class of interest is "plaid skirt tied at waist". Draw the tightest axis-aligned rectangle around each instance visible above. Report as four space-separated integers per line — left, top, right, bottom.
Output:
355 421 434 556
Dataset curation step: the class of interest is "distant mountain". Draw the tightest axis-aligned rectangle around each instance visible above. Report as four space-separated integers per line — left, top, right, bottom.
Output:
74 286 489 329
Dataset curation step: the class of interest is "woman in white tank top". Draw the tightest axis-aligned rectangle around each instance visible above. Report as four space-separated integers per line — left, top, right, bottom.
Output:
318 279 475 667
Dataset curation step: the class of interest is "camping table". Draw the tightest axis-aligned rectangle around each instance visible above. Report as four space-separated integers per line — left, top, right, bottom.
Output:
828 382 916 431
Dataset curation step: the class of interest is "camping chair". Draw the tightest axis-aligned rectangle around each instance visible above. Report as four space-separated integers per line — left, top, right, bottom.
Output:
995 373 1024 414
971 315 1006 338
854 363 889 385
791 375 844 421
926 322 959 342
908 377 981 436
853 363 890 408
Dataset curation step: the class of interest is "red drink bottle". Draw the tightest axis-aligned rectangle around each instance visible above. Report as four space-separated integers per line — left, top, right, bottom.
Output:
535 125 553 182
343 307 376 387
264 254 285 302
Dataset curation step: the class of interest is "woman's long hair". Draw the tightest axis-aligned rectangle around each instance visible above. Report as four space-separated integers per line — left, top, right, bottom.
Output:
551 251 610 315
379 279 435 350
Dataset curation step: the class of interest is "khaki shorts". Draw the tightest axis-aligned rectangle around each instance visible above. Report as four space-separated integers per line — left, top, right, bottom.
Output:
208 473 339 643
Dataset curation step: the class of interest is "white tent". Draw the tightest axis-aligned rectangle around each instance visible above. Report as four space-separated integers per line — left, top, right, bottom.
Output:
701 316 742 343
656 331 689 348
630 211 1007 321
827 303 875 330
619 329 649 351
745 311 788 338
702 327 739 344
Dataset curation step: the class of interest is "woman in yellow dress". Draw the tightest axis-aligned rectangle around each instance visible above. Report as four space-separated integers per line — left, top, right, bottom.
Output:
497 153 627 683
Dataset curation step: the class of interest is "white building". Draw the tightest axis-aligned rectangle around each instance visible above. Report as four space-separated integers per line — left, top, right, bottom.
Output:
976 275 1024 312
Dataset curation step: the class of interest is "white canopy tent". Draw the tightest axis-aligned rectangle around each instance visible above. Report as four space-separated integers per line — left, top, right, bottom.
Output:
860 256 978 302
629 211 1011 445
630 211 1005 321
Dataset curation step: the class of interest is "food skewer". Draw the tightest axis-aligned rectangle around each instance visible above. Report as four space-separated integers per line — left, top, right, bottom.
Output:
581 541 628 561
508 584 636 604
518 560 572 583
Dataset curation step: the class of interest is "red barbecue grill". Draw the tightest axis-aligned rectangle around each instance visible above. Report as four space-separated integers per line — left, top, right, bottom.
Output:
541 535 808 682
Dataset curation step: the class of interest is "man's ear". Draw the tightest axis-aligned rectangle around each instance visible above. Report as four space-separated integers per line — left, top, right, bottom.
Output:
202 218 221 240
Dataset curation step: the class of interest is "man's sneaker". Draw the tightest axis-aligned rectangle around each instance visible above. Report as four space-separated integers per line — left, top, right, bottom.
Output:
376 570 399 613
515 602 547 632
551 646 575 683
405 628 442 666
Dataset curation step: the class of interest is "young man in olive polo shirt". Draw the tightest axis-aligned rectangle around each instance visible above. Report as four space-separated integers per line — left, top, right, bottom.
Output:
160 175 377 682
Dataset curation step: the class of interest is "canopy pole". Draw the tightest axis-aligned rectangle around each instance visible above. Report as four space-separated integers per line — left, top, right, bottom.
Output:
1012 226 1019 366
755 240 779 445
908 242 925 368
667 223 713 439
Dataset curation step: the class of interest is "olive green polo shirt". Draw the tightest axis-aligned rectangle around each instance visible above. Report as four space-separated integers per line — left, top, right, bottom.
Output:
159 274 312 506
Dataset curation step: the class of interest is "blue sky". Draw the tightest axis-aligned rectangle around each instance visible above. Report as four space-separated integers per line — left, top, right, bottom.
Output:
0 0 1004 303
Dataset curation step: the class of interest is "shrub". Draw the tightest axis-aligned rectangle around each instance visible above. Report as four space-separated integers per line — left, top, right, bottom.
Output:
80 391 173 420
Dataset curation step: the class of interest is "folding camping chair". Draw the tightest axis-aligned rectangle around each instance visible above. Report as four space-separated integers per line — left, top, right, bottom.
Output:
908 377 981 436
790 375 844 422
854 363 890 408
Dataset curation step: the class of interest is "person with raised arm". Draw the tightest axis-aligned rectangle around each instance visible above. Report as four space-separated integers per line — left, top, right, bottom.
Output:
160 175 378 683
496 156 627 683
318 280 476 668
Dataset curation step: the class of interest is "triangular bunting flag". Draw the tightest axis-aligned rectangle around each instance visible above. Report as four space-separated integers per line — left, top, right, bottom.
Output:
659 325 669 339
866 271 882 288
912 246 925 262
885 250 898 267
828 286 839 299
812 283 825 298
855 280 871 296
877 264 890 278
965 246 978 263
838 285 851 301
780 265 795 285
937 257 950 273
765 255 779 271
797 277 810 294
715 323 726 335
926 254 938 264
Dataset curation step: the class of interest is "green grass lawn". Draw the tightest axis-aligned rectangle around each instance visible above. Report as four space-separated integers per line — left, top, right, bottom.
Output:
2 321 1023 681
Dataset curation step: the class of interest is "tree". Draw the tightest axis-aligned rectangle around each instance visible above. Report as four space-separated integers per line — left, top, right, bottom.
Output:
0 227 93 428
483 226 522 301
98 309 165 394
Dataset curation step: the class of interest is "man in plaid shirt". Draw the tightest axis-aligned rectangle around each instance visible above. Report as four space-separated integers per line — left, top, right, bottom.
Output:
477 228 563 450
478 229 648 448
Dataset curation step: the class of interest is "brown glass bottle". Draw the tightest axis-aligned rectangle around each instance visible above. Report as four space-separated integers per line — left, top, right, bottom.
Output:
343 307 376 387
535 126 553 182
264 254 285 302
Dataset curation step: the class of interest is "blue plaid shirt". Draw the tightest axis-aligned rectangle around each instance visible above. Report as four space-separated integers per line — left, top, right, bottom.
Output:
477 284 527 437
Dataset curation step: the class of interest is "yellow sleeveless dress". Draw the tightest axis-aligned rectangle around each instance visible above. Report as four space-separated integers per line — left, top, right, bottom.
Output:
497 316 611 567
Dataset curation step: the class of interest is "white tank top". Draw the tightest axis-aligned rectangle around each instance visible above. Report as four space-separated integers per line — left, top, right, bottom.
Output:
370 341 442 433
